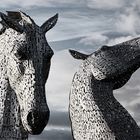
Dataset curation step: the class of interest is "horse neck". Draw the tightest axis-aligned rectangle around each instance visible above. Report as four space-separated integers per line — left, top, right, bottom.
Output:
72 62 114 102
72 61 140 121
0 55 28 139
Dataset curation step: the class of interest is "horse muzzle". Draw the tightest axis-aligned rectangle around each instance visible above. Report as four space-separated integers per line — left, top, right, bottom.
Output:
26 110 50 135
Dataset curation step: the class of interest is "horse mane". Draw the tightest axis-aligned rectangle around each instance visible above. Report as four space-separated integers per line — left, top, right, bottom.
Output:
0 11 22 35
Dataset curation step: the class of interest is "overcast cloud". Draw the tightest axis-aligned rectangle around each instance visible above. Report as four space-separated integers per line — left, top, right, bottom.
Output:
86 0 125 10
1 0 140 42
0 0 140 140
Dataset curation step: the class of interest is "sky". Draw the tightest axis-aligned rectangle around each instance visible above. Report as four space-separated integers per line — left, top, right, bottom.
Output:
0 0 140 140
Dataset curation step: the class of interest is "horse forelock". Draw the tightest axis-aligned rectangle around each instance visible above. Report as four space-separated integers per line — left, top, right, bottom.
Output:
0 11 35 35
7 11 22 21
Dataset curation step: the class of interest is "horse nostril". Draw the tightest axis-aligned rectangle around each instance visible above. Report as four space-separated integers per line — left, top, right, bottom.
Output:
27 110 50 134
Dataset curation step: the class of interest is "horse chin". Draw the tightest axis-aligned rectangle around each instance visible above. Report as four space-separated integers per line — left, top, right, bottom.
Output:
21 108 50 135
24 124 44 135
28 128 44 135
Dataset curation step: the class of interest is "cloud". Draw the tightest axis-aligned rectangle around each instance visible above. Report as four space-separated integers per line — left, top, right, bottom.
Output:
0 0 85 8
0 0 130 42
107 36 134 46
115 9 140 35
79 32 108 47
115 0 140 35
78 32 135 48
86 0 125 10
1 0 140 42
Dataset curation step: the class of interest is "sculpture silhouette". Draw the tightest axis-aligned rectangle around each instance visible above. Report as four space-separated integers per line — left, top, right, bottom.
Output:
0 11 58 139
69 38 140 140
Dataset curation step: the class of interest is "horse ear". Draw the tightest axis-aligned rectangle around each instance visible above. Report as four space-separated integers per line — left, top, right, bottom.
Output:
20 11 35 24
69 50 89 60
0 21 6 35
41 13 58 33
0 12 23 33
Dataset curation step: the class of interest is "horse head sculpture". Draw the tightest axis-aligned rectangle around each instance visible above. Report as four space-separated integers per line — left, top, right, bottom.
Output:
69 37 140 140
0 11 58 139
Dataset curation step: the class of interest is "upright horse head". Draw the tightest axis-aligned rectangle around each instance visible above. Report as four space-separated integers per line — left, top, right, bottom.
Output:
0 11 58 139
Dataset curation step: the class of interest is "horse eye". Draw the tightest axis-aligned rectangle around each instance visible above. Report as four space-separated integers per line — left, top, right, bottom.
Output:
15 49 28 60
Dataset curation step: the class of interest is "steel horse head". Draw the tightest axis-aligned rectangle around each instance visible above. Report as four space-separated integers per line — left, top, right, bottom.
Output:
0 11 58 139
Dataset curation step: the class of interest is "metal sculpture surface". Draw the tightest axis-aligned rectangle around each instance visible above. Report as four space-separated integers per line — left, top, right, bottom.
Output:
0 11 58 139
69 38 140 140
